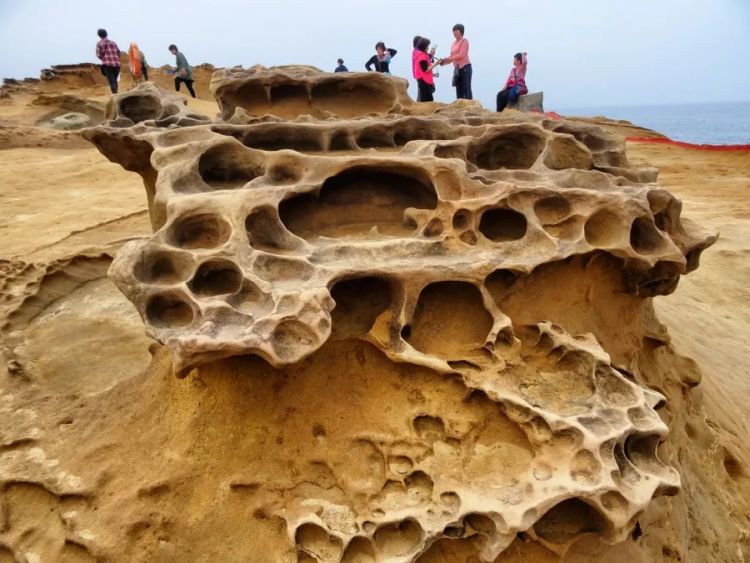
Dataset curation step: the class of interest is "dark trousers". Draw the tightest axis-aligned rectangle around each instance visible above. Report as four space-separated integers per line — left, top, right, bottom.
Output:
142 65 149 81
175 77 196 98
455 64 473 100
102 65 120 94
496 85 521 112
417 80 434 102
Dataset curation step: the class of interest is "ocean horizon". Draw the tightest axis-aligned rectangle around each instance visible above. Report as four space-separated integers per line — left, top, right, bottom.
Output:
557 100 750 145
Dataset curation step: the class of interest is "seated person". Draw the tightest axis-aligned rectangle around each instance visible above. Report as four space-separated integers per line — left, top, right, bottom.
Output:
496 52 528 112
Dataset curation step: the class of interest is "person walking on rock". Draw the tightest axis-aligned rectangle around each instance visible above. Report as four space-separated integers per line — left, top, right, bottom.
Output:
439 24 472 100
414 37 439 102
95 29 121 94
169 44 196 98
334 59 348 72
496 52 528 112
365 42 397 74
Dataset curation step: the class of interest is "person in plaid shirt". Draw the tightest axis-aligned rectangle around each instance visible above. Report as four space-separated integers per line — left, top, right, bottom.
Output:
96 29 121 94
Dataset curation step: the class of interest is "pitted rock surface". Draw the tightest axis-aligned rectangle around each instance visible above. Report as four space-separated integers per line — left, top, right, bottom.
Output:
83 68 716 562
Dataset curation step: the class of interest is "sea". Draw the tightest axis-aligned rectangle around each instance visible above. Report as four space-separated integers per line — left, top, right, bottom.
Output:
557 101 750 145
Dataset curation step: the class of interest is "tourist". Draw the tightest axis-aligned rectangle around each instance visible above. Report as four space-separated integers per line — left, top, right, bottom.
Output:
411 36 422 81
128 43 145 85
168 44 196 98
496 52 528 112
439 24 472 100
414 37 438 102
95 29 121 94
140 48 149 81
365 42 397 74
334 59 348 73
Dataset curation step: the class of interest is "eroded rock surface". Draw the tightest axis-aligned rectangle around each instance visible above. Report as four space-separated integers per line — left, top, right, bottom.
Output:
73 69 717 561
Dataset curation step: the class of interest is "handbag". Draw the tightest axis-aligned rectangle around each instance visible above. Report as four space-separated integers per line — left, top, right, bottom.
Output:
450 38 466 87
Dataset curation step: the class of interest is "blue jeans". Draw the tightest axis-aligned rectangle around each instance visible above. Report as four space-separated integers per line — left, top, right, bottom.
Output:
496 85 521 112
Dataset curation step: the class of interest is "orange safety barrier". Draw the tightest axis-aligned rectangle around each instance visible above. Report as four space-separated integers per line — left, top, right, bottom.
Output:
625 136 750 151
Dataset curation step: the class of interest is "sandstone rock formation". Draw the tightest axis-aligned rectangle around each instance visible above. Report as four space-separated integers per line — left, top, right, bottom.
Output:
78 68 718 561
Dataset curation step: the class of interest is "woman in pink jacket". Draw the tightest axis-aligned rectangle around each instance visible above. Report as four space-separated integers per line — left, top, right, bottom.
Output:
496 52 528 112
439 24 472 100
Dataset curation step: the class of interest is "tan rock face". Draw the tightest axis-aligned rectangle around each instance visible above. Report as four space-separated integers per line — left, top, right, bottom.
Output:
82 67 716 561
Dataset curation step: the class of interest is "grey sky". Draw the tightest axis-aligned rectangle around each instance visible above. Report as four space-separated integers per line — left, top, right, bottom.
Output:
1 0 748 110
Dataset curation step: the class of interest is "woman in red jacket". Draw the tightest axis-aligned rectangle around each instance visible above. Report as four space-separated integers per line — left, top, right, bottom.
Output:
414 37 439 102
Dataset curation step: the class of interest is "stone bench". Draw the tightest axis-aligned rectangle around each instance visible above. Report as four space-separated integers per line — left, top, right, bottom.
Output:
509 91 543 112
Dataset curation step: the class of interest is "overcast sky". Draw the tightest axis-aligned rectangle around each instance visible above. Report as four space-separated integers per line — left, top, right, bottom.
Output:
1 0 748 110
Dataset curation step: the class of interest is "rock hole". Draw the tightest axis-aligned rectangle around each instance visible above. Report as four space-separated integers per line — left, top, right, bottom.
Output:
198 144 264 190
271 320 317 362
630 217 664 254
543 135 594 170
478 208 528 242
440 491 461 512
311 423 326 439
310 79 396 118
330 276 392 339
434 145 465 160
245 126 323 152
134 251 192 284
330 132 354 151
413 415 446 441
269 164 301 184
459 231 478 245
119 94 161 123
400 325 412 339
279 167 437 240
227 280 272 316
146 294 194 328
373 519 423 558
422 218 444 237
469 130 546 170
407 281 493 358
722 449 744 480
356 126 395 149
170 214 232 249
464 513 496 535
584 209 622 247
631 521 643 541
295 523 343 561
404 471 434 498
534 498 607 543
245 207 301 253
534 195 572 224
387 455 413 475
624 434 668 477
452 209 471 230
341 536 375 563
188 260 242 297
485 269 519 302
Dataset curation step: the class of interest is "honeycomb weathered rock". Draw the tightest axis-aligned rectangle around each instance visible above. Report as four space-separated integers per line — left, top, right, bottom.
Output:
84 67 716 562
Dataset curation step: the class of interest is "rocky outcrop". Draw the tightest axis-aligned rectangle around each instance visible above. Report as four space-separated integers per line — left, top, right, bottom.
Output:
76 68 717 561
210 65 415 121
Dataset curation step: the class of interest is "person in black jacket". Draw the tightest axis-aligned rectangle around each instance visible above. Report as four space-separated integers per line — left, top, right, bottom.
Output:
334 59 348 72
365 42 397 74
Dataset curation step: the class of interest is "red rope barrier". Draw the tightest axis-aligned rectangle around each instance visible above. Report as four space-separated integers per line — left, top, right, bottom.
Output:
625 136 750 151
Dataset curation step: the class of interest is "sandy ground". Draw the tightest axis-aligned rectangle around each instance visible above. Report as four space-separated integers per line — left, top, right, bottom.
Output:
629 144 750 441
